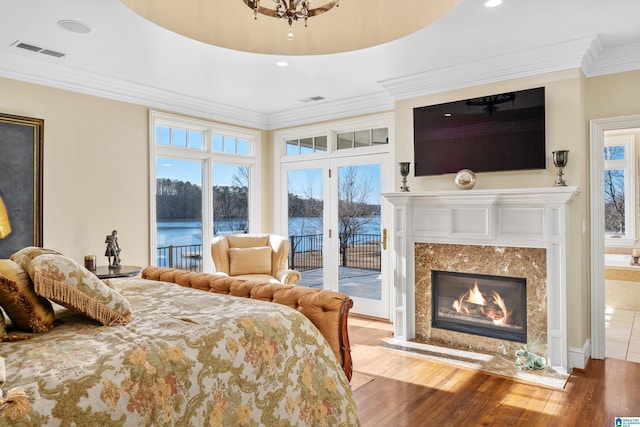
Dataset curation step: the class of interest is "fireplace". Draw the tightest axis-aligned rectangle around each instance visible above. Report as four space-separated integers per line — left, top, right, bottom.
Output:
383 187 580 373
431 270 527 343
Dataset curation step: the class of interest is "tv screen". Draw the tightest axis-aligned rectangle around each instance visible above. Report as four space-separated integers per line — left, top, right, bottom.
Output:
413 87 546 176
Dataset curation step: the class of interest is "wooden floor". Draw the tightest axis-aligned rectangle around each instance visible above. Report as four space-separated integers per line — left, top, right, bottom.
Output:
349 317 640 426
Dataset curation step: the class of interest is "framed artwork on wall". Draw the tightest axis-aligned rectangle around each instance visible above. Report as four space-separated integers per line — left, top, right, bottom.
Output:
0 113 44 258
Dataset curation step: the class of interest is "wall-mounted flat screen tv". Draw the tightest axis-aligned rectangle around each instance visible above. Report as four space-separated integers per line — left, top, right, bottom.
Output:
413 87 546 176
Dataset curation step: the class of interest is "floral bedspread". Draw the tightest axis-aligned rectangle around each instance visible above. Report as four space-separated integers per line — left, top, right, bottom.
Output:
1 277 359 426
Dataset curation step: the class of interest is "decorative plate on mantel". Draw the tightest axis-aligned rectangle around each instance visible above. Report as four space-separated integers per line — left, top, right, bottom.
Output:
454 169 477 190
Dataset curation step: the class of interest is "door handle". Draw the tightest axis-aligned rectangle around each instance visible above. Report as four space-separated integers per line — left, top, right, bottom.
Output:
382 228 387 250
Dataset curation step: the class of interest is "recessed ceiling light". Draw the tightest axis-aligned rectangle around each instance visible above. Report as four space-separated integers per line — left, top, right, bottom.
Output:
57 20 93 34
484 0 502 7
276 61 289 67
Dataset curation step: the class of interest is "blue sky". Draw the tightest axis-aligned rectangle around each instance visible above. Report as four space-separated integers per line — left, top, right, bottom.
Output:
156 158 241 186
288 164 381 205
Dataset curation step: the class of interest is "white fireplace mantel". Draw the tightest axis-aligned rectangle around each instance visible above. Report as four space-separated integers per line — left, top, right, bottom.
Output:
382 186 580 374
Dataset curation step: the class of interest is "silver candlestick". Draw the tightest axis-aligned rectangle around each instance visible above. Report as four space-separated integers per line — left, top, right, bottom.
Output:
399 162 410 192
552 150 569 187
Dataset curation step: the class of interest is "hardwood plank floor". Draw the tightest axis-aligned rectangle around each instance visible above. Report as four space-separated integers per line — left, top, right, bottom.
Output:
349 316 640 426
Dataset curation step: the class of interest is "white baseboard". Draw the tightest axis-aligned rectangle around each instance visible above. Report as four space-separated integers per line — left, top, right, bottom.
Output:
569 338 592 370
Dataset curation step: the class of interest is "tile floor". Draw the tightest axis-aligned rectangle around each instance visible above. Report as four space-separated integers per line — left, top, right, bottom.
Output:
605 306 640 363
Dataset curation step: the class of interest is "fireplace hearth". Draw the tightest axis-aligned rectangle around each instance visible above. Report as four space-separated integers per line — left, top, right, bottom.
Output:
432 270 527 343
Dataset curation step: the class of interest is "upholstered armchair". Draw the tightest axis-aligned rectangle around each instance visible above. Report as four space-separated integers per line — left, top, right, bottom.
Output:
210 233 301 285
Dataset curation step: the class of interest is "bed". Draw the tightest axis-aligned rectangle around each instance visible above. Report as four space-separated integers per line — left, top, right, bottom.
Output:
0 250 359 426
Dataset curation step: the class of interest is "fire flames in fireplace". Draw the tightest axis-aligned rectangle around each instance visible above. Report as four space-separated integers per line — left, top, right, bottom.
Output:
432 270 527 343
452 281 511 327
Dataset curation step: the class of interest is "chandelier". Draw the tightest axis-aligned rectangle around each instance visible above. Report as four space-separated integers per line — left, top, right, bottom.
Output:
243 0 340 40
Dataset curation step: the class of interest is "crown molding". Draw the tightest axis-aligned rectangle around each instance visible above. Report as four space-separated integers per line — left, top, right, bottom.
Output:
1 33 639 132
378 36 596 101
0 51 269 129
0 50 393 130
582 36 640 77
266 92 394 130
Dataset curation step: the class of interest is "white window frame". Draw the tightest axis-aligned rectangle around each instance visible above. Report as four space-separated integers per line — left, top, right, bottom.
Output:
273 112 393 319
604 133 636 246
274 113 393 232
149 111 261 272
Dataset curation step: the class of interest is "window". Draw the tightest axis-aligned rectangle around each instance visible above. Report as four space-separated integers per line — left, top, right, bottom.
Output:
212 135 250 155
150 111 260 272
604 134 635 243
155 125 203 150
285 136 328 155
284 127 389 156
336 128 388 150
212 163 249 235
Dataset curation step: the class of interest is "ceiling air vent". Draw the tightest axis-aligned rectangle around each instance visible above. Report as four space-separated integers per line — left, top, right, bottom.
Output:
40 49 65 58
12 41 66 58
299 96 326 103
15 42 41 52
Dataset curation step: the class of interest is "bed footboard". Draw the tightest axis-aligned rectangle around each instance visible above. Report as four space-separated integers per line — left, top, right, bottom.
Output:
141 266 353 381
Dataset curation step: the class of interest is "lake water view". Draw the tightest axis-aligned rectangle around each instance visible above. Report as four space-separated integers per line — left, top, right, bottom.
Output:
157 216 381 249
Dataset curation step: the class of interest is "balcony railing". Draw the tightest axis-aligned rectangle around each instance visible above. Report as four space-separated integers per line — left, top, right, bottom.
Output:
157 233 381 273
156 244 203 272
289 234 324 272
289 233 381 272
340 233 381 270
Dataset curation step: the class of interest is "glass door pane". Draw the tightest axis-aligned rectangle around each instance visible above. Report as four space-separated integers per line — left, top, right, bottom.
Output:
155 157 203 271
604 168 625 236
287 168 324 288
213 163 249 236
337 164 382 300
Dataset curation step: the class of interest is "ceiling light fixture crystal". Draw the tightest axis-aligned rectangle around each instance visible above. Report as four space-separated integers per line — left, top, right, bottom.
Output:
243 0 339 40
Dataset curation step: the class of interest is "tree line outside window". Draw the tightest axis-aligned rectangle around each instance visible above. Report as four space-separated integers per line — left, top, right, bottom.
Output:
604 145 626 236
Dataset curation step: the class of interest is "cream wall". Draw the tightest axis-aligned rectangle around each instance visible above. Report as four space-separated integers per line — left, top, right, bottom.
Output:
585 70 640 120
0 77 149 267
394 69 590 349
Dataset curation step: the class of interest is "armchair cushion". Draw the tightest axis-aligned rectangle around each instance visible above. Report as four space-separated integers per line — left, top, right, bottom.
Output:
211 233 301 285
228 246 271 276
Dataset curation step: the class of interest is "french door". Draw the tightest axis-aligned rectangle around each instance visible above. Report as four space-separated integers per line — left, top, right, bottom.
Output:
282 154 390 319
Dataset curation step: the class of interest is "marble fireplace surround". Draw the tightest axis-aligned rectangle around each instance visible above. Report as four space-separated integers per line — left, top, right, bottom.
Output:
383 187 580 374
415 244 547 358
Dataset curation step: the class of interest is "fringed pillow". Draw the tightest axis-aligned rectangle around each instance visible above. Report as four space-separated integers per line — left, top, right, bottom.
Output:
10 246 61 272
28 254 132 326
0 259 55 332
0 311 5 338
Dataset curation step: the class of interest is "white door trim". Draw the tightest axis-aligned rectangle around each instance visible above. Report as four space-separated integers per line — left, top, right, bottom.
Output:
589 114 640 359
